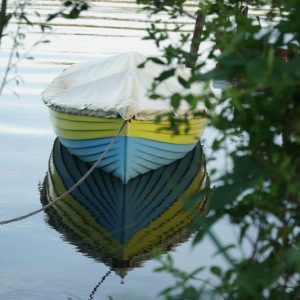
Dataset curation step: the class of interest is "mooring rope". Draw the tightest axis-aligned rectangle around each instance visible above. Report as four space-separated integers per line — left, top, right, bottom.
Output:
88 269 112 300
0 120 127 226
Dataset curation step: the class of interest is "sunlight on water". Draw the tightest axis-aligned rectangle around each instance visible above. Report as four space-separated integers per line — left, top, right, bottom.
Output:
0 124 53 136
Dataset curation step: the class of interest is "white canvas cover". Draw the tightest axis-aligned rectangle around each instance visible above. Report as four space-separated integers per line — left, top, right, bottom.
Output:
42 52 205 120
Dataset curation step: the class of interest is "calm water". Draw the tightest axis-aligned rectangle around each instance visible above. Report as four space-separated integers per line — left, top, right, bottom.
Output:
0 1 235 299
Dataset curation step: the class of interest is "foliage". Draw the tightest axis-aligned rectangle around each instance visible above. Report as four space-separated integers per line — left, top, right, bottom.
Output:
0 0 88 97
138 0 300 299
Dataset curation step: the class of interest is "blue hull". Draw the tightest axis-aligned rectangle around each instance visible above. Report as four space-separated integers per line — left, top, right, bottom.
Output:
50 138 204 244
59 136 196 183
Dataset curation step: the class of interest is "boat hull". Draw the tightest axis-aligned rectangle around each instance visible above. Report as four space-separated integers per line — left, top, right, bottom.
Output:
41 139 207 269
49 109 206 182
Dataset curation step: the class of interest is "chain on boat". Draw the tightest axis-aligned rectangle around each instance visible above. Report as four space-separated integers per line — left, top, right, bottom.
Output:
0 120 127 226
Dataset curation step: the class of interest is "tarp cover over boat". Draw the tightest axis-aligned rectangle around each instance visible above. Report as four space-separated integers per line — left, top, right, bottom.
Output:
42 52 205 120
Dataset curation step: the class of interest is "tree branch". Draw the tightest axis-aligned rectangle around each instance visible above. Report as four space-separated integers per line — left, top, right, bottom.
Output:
0 0 8 43
186 12 206 68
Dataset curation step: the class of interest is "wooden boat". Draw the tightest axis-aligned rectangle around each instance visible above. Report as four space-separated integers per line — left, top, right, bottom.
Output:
43 52 206 183
40 138 208 276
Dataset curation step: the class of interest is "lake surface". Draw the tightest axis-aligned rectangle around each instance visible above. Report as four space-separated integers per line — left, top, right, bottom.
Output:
0 1 235 299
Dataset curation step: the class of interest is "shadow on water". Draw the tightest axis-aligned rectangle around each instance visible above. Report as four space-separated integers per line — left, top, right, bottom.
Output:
39 138 209 299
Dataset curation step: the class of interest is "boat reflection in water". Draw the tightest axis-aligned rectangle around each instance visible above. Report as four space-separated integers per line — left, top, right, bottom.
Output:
40 138 208 279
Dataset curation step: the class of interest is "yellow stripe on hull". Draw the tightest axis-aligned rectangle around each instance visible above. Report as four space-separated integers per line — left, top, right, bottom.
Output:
123 168 206 260
47 154 206 262
49 110 206 144
48 158 122 256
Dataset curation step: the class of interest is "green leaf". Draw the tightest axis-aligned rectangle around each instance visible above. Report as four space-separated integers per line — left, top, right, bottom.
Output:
64 0 73 7
149 94 161 99
178 76 190 88
137 62 145 68
68 8 80 19
47 12 60 22
210 266 222 277
81 3 89 11
149 57 165 65
156 68 175 82
170 93 181 109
